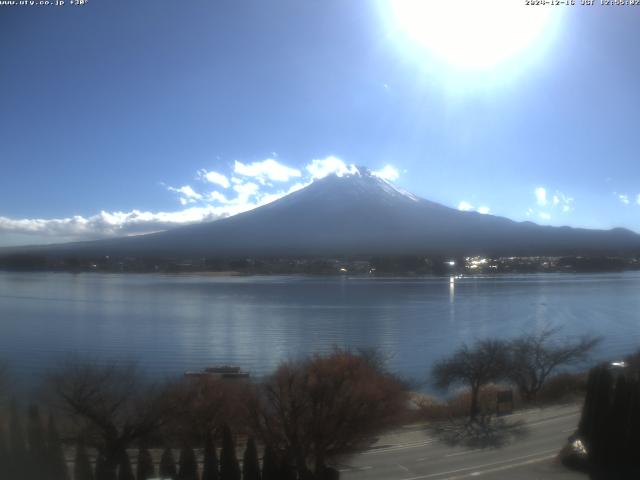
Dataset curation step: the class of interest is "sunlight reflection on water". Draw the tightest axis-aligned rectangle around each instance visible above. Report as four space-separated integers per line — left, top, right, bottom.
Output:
1 271 639 389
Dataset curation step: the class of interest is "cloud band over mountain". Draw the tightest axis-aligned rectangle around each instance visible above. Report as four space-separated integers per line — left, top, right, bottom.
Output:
0 156 400 246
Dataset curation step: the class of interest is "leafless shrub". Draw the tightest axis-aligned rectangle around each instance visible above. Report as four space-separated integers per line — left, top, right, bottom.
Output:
46 357 176 480
247 348 408 478
432 340 509 420
507 327 599 402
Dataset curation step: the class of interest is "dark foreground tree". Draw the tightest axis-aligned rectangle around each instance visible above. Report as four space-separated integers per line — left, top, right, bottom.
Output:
242 437 260 480
136 447 155 480
507 327 600 401
159 448 177 479
74 441 94 480
48 360 175 480
0 420 8 479
117 450 134 480
202 433 219 480
278 451 296 480
260 445 278 480
47 415 70 480
27 405 47 479
578 365 613 466
320 467 339 480
220 424 241 480
9 400 28 479
0 362 8 409
95 452 109 480
577 364 640 475
178 445 198 480
169 376 247 445
249 349 406 478
432 340 509 420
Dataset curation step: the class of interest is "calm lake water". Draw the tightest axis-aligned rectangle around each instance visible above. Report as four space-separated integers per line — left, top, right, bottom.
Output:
1 271 639 388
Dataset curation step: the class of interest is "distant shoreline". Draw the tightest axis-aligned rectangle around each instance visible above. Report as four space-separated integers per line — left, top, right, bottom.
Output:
1 269 639 278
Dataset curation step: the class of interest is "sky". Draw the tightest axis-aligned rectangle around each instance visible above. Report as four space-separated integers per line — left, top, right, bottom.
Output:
1 0 639 246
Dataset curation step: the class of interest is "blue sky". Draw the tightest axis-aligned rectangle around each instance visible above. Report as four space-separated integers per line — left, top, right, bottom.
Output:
1 0 639 246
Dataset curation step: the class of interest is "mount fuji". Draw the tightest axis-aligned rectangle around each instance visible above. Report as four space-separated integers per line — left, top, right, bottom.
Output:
9 168 640 258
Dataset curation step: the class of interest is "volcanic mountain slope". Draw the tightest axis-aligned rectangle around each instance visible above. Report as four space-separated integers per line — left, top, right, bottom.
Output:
12 169 640 258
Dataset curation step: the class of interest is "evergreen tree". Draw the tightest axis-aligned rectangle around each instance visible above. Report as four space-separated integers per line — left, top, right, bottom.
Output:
202 433 219 480
27 405 47 479
117 450 135 480
626 379 640 471
95 451 112 480
178 445 198 480
136 447 155 480
606 374 632 469
220 425 241 480
278 451 296 480
0 420 8 479
321 467 340 480
9 400 27 480
588 367 613 467
578 367 599 440
74 441 94 480
159 448 177 480
260 446 278 480
47 415 69 480
242 437 260 480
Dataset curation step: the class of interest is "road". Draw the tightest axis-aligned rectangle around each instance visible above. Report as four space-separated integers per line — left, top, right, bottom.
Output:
340 404 587 480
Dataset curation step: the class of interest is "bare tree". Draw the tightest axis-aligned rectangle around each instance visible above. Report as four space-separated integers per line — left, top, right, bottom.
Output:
248 349 407 479
167 375 248 444
507 327 600 401
432 340 509 420
47 359 176 480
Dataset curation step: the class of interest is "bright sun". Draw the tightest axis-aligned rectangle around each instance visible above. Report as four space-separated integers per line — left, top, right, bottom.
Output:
388 0 557 71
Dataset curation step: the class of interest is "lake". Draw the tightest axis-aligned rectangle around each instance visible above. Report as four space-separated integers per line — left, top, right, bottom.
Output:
1 271 639 389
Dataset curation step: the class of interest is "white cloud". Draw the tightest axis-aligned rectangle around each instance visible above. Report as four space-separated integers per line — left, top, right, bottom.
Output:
458 201 489 215
198 170 230 189
372 165 400 181
232 182 260 203
234 159 301 182
555 192 575 213
529 188 574 219
637 194 640 205
2 156 405 245
252 181 310 207
167 185 203 204
618 194 630 205
207 191 229 204
458 201 474 211
0 208 228 241
306 156 358 180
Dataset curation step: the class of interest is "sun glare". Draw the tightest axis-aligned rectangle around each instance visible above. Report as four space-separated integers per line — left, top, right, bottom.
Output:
388 0 557 71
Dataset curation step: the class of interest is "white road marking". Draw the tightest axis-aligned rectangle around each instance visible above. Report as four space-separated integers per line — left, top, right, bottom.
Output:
400 448 558 480
445 448 484 458
525 412 579 428
444 454 556 479
361 439 435 455
338 465 372 472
